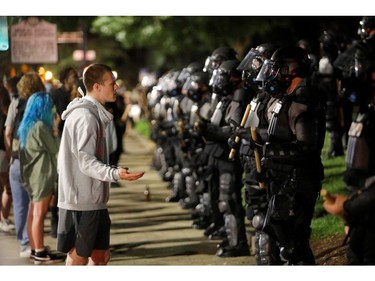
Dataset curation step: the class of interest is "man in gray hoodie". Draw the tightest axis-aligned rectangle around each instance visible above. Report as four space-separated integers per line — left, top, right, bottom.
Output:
56 64 144 265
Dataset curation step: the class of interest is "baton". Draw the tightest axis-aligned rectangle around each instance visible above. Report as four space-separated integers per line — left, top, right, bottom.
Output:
320 188 335 203
228 103 252 160
251 126 265 188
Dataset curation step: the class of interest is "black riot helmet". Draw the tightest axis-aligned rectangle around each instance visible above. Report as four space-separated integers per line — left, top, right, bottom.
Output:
177 61 204 86
210 59 242 96
319 30 339 61
182 70 209 102
358 16 375 39
237 43 278 91
203 46 237 76
256 46 310 96
157 69 182 97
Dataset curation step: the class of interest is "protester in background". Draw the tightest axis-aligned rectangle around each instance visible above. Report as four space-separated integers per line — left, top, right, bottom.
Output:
0 82 14 233
18 92 65 264
105 90 126 167
49 67 79 136
56 64 144 265
4 72 45 257
48 67 79 238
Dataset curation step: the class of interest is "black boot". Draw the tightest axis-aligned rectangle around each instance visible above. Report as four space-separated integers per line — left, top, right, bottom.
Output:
216 240 250 258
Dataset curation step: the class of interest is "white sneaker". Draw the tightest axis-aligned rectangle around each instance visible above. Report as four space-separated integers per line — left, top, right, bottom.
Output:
19 245 31 258
0 219 15 232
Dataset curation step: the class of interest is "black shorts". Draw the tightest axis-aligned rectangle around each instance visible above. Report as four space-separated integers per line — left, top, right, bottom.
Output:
57 209 111 257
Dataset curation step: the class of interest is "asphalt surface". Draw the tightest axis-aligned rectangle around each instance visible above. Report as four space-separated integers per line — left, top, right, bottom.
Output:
0 130 256 267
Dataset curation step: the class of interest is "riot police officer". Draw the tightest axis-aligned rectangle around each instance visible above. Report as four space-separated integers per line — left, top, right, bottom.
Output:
196 59 250 257
190 46 239 231
229 43 282 265
176 65 209 210
324 16 375 265
315 30 346 158
179 70 211 212
256 46 326 265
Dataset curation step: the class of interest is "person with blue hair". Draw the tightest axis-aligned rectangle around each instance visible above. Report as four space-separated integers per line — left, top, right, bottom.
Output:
18 92 65 264
4 72 45 258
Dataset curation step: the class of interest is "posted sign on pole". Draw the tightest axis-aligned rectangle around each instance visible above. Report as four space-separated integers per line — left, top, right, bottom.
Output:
11 17 58 64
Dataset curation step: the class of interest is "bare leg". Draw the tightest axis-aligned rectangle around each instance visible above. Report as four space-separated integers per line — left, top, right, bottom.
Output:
26 202 35 250
66 247 89 265
32 193 52 250
0 172 12 221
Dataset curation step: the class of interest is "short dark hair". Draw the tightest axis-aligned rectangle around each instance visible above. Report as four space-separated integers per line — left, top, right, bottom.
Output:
83 64 113 92
6 75 22 95
59 67 78 82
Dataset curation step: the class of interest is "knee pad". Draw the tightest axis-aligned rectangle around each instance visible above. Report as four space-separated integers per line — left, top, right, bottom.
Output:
252 213 265 231
185 176 194 194
181 168 192 176
219 173 232 202
89 249 111 265
224 214 238 247
218 200 229 213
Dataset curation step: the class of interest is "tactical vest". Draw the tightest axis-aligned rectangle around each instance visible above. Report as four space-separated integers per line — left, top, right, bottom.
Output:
267 96 294 143
346 109 375 176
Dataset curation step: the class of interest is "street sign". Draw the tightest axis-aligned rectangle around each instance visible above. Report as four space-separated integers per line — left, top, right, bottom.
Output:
11 17 58 64
0 16 9 51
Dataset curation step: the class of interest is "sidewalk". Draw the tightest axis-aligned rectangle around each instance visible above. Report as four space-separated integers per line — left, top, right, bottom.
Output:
0 131 255 266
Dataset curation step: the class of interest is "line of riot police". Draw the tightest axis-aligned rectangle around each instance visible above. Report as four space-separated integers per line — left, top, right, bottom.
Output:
144 16 375 265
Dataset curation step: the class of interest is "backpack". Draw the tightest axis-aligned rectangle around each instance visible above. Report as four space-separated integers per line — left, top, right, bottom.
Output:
11 98 27 159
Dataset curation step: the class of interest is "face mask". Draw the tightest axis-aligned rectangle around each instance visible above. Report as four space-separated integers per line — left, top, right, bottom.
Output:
264 77 290 97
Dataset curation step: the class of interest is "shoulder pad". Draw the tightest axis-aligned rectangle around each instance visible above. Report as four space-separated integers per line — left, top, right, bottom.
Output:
232 88 247 102
294 84 315 105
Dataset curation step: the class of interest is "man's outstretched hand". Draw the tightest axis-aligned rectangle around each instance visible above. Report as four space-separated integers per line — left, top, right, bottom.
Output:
323 194 348 219
118 167 145 181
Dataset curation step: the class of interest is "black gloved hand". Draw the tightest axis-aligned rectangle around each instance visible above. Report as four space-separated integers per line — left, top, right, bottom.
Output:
194 120 207 134
236 127 251 139
254 170 265 183
228 135 241 150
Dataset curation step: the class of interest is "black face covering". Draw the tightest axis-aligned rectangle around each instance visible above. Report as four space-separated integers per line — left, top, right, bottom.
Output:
187 88 202 102
242 69 262 92
264 77 290 97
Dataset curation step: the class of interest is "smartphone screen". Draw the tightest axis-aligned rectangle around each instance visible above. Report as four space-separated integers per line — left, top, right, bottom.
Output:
0 16 9 51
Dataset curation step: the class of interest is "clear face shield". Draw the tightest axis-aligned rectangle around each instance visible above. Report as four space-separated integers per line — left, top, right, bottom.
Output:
148 85 162 107
255 59 278 83
177 68 190 85
166 80 180 97
182 76 195 93
239 51 264 88
210 68 231 95
203 56 221 75
203 56 211 73
209 68 221 87
182 76 201 101
237 48 261 71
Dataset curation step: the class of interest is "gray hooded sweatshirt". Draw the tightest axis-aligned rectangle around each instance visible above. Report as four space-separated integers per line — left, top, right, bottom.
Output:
57 96 120 211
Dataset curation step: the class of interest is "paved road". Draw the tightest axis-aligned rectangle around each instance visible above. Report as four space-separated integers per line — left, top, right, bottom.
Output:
0 131 256 266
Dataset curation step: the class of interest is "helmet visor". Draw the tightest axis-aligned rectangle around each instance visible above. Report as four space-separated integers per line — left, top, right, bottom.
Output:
237 48 261 71
182 76 198 93
255 59 278 82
